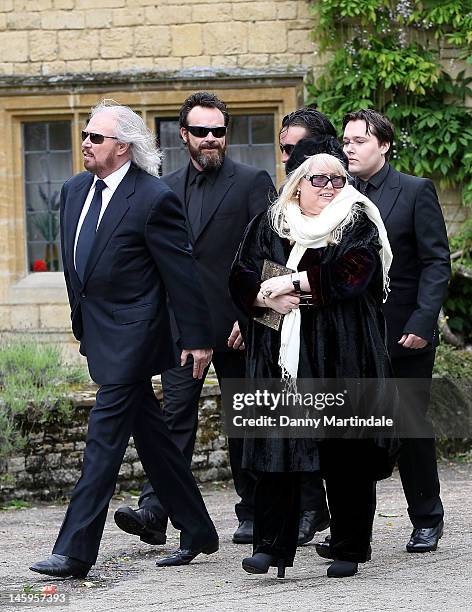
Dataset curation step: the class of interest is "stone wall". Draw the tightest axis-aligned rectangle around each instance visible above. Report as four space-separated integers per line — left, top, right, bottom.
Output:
0 273 78 363
438 187 469 237
0 0 318 76
0 381 229 502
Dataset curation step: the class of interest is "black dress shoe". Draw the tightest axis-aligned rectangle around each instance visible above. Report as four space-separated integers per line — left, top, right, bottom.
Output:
156 539 219 567
315 534 333 559
114 506 166 545
327 560 358 578
406 521 443 552
30 554 91 578
232 519 253 544
242 553 287 578
297 509 330 545
315 535 372 561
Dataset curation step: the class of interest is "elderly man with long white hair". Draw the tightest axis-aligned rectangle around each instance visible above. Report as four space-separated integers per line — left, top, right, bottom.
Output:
30 100 218 579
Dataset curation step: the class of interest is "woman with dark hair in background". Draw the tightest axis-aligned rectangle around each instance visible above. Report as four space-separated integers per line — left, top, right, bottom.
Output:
229 153 396 579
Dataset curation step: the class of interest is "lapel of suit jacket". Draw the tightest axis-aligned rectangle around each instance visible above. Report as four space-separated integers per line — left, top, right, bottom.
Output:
163 165 187 207
65 173 94 288
377 164 401 223
82 164 136 284
162 165 192 239
195 157 235 241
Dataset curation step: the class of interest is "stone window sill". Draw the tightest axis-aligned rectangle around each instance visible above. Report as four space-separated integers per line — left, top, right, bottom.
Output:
9 272 68 304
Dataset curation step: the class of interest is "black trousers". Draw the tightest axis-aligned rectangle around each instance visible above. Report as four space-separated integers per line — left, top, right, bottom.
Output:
52 381 216 565
391 349 444 528
299 473 328 513
253 473 301 566
319 440 375 563
140 350 256 523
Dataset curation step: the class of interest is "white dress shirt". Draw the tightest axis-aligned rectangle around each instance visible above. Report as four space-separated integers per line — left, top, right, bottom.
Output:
73 160 131 267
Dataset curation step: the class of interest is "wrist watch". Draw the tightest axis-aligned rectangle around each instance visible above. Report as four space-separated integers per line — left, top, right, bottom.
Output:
291 272 301 294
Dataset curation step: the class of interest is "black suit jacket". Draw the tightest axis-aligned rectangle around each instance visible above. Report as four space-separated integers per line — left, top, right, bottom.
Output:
161 157 275 351
60 163 212 385
371 164 451 357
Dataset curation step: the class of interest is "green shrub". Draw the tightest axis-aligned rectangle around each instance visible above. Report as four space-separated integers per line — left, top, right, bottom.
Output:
444 277 472 342
433 344 472 378
443 218 472 343
307 0 472 204
0 338 87 459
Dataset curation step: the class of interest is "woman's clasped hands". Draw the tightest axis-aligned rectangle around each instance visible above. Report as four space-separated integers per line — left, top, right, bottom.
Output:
259 274 300 315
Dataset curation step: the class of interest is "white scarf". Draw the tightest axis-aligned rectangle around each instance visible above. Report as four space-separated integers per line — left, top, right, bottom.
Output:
278 184 393 381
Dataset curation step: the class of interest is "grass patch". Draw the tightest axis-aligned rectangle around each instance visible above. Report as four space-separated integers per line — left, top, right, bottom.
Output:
0 499 32 511
0 337 87 459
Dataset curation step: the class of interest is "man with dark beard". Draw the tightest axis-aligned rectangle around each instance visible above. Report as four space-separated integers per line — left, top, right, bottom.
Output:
114 92 276 559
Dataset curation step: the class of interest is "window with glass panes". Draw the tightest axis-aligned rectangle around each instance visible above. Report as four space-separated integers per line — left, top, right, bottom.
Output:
156 114 276 183
23 121 72 272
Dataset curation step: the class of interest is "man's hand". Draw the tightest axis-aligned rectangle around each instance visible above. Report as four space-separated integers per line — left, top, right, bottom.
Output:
227 321 245 350
398 333 428 349
181 348 213 379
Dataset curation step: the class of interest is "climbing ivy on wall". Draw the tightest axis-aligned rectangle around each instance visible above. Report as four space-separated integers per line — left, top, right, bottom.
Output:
306 0 472 204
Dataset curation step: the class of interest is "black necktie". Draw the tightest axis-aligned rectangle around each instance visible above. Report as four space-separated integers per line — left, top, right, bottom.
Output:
75 179 107 282
356 177 369 196
187 173 206 237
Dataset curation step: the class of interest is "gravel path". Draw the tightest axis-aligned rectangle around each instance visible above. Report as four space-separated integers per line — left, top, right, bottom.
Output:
0 460 470 611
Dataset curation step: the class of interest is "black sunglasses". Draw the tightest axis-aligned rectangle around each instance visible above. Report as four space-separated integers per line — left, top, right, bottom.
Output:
304 174 346 189
82 130 119 144
279 143 295 156
185 125 227 138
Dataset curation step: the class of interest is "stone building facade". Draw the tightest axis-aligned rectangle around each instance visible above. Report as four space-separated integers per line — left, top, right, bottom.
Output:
0 0 316 75
0 0 467 360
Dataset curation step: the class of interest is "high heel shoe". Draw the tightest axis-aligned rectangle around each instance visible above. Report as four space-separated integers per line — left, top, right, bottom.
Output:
276 558 286 578
242 553 287 578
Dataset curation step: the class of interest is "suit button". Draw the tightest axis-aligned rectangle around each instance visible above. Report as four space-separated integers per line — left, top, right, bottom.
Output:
81 293 86 298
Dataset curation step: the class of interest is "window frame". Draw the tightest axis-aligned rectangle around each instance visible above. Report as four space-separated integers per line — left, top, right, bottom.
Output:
22 119 74 274
156 111 277 182
10 110 80 285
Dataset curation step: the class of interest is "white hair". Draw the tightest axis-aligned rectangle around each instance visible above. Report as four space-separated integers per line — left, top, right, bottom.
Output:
269 153 359 242
91 99 162 177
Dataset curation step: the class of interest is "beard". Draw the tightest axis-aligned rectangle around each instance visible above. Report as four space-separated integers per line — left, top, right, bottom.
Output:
82 148 117 177
188 140 226 170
